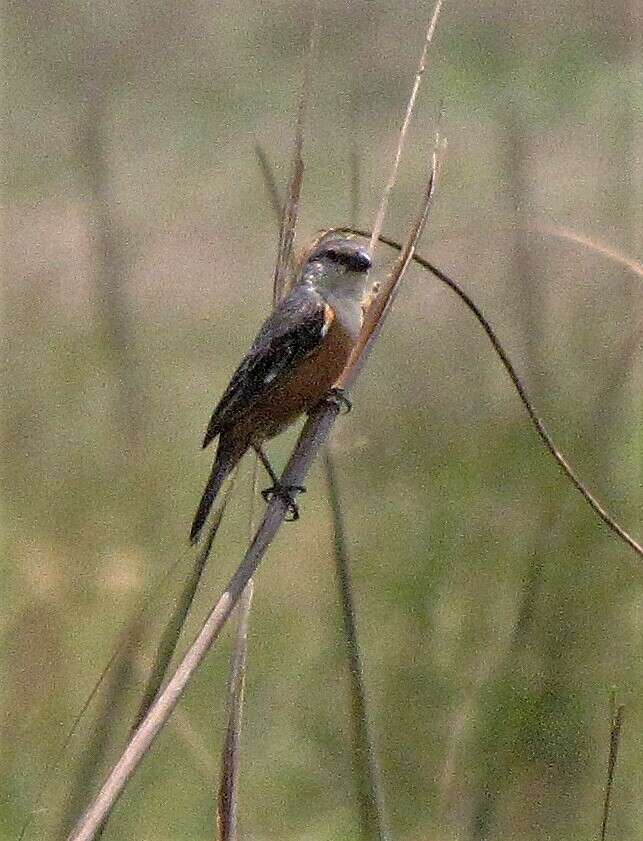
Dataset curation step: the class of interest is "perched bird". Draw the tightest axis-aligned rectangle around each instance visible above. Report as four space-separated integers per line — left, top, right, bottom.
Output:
189 233 372 543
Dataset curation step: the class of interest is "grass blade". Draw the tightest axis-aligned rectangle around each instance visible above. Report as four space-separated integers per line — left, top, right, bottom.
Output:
60 620 146 840
217 462 259 841
254 144 283 223
600 697 625 841
368 0 443 257
271 5 319 302
334 226 643 562
216 577 253 841
323 447 390 841
133 471 237 730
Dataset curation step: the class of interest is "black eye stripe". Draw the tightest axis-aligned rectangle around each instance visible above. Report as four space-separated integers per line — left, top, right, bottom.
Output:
309 244 370 271
320 248 352 264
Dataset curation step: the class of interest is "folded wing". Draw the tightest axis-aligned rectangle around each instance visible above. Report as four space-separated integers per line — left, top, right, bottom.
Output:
202 286 330 448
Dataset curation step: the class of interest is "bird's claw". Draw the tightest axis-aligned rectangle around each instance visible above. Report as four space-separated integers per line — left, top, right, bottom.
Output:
325 387 352 414
261 483 307 521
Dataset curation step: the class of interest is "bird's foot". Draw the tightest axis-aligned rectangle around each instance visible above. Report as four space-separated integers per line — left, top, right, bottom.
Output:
261 483 307 521
325 387 352 414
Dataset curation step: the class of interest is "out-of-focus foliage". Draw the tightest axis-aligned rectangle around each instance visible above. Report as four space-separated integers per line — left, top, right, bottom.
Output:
1 1 641 840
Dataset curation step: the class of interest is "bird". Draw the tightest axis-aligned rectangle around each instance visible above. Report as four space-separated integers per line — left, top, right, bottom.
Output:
189 233 373 543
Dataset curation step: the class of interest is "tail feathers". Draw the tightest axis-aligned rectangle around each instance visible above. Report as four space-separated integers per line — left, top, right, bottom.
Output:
202 417 219 449
189 446 236 544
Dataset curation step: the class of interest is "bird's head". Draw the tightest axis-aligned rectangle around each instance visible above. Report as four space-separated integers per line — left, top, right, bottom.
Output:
300 235 372 302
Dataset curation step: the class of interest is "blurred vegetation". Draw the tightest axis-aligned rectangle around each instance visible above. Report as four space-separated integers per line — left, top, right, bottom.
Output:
1 1 641 840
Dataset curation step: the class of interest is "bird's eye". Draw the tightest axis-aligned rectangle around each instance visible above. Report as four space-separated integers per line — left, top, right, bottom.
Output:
348 249 372 272
324 248 338 261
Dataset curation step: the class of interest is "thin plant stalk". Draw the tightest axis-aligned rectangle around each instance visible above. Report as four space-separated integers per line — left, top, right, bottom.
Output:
217 465 257 841
322 119 390 841
216 579 253 841
501 100 541 386
132 472 237 730
419 218 643 280
80 84 141 443
368 0 443 256
94 485 235 840
437 319 640 829
465 322 639 838
254 144 283 222
600 697 625 841
17 528 223 841
59 618 146 839
533 222 643 279
323 448 391 841
333 226 643 561
271 2 318 300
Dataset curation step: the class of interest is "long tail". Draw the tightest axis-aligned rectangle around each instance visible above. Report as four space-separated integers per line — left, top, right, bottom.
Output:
189 439 240 544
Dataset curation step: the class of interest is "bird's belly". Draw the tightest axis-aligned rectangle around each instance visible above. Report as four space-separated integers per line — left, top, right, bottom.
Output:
237 318 355 445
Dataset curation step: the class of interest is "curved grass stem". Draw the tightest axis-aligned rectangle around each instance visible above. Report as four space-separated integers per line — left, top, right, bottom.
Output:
333 226 643 562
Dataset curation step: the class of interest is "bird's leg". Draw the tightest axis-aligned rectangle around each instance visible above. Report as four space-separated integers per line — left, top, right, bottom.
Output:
253 444 279 484
324 386 352 414
253 444 306 522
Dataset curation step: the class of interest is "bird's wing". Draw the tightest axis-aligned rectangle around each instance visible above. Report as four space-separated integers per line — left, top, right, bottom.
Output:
203 286 332 447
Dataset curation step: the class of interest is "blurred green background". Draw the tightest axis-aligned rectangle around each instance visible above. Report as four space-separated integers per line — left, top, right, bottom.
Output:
2 1 641 839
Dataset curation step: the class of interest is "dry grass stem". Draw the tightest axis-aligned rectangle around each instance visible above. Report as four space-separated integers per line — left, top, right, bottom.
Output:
437 220 643 281
133 471 237 730
18 517 231 841
323 447 391 841
335 227 643 561
368 0 443 256
19 646 123 840
217 578 254 841
63 620 146 841
320 128 390 840
254 144 283 223
534 222 643 278
342 152 439 387
217 576 254 841
271 6 318 302
438 325 639 824
217 445 260 840
600 698 625 841
172 707 217 780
